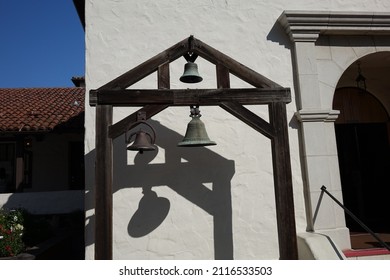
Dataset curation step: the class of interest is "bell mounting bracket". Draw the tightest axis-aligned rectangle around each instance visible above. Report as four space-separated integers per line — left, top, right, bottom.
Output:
183 53 198 63
183 35 198 63
124 111 156 145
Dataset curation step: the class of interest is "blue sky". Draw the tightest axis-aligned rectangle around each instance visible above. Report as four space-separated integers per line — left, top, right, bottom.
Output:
0 0 84 88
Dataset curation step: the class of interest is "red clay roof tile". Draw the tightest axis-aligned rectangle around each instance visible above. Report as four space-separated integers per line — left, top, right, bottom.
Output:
0 88 85 132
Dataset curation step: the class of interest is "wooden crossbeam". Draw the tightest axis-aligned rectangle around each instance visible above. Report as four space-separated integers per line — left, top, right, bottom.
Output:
90 88 291 106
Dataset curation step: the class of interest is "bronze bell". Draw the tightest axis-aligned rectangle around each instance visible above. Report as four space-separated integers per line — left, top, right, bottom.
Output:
180 62 203 83
178 116 216 147
127 130 156 154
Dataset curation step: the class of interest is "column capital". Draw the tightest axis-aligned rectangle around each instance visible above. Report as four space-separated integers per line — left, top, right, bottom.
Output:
290 32 320 43
295 109 340 122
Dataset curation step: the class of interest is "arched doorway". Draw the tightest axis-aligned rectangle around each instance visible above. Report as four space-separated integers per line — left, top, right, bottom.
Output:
334 53 390 248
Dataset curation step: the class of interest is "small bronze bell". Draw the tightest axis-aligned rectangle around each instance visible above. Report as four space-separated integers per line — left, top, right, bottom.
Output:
178 106 216 147
125 120 157 154
180 62 203 83
127 130 156 153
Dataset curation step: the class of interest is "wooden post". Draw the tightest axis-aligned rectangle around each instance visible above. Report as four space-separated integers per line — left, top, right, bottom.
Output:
216 64 230 89
95 104 113 259
214 64 234 259
269 102 298 259
158 62 170 90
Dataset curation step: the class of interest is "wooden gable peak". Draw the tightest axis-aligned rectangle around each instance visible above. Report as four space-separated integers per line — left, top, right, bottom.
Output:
98 36 281 91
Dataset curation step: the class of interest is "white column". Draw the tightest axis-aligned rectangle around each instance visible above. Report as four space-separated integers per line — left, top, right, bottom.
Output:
293 38 351 249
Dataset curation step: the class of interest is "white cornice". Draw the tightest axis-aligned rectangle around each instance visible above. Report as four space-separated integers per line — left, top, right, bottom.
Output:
278 11 390 42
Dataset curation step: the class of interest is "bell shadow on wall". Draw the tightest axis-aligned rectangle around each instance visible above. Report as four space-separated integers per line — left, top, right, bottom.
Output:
113 119 235 260
128 186 170 238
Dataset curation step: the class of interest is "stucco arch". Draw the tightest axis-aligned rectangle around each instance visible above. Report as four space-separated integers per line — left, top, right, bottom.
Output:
316 38 390 110
336 51 390 115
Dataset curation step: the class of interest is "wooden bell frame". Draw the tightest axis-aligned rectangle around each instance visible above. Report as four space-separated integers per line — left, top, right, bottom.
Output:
90 36 298 260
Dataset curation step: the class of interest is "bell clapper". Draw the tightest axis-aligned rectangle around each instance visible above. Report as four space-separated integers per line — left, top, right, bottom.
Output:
190 105 201 118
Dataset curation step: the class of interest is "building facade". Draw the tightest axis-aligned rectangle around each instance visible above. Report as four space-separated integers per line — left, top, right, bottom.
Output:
85 1 390 259
0 87 85 214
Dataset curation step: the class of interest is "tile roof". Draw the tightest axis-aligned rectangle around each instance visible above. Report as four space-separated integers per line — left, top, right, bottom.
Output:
0 88 85 132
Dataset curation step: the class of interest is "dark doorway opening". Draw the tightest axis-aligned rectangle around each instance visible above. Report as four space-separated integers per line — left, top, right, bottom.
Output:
335 123 390 232
333 86 390 249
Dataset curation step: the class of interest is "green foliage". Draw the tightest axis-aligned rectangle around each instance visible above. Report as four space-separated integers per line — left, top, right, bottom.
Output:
0 209 25 257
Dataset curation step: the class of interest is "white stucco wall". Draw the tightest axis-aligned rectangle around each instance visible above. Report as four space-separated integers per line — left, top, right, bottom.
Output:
85 0 390 259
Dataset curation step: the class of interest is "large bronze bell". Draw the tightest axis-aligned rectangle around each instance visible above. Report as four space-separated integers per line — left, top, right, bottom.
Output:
178 106 216 147
180 62 203 83
127 130 156 154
